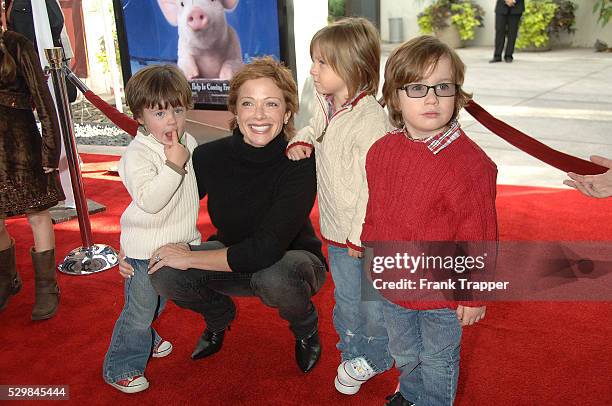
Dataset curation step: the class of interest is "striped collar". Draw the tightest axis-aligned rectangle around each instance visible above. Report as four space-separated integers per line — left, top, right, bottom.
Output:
403 119 461 155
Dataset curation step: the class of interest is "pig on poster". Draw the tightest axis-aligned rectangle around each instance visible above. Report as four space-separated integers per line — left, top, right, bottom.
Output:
116 0 281 108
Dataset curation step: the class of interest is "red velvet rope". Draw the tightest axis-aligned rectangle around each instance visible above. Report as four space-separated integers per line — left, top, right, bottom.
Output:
83 90 139 136
464 100 607 175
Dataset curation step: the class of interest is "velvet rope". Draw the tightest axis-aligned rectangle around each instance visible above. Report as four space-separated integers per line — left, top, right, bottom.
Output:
82 90 139 136
464 100 607 175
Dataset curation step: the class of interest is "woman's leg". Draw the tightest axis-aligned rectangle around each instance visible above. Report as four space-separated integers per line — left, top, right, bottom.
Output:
250 250 326 339
26 210 54 253
103 258 166 383
0 219 22 310
26 210 59 320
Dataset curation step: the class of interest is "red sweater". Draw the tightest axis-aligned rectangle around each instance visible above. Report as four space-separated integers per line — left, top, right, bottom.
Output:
361 128 498 310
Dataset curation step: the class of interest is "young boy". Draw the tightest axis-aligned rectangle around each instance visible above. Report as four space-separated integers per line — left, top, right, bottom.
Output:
361 36 498 406
103 65 201 393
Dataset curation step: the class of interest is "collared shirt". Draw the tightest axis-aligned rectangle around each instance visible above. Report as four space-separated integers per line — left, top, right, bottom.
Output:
403 119 461 155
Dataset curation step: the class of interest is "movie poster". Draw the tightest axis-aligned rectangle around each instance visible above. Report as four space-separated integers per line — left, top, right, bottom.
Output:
116 0 281 108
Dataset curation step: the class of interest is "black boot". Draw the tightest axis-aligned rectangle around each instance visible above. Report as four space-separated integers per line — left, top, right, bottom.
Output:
295 330 321 373
0 238 22 312
191 328 227 360
385 392 416 406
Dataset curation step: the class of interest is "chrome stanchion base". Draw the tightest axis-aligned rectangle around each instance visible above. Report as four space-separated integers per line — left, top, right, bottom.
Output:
58 244 118 275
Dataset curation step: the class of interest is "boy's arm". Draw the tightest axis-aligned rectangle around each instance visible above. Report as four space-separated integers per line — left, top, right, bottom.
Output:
347 113 390 251
119 146 185 214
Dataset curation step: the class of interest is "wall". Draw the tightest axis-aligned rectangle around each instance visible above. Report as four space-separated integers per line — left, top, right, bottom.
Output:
380 0 612 47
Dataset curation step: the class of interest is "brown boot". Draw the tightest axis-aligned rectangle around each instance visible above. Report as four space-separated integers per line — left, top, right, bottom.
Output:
0 238 22 312
30 248 60 320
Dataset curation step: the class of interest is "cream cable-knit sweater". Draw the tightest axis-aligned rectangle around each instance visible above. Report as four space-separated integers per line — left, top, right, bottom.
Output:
287 90 391 248
119 132 201 259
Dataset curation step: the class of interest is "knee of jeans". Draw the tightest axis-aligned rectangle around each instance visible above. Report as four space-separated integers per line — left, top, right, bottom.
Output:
294 261 326 293
149 267 189 299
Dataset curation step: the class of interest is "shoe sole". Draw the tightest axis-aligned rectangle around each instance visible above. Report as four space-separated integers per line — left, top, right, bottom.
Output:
152 342 173 358
108 380 149 394
334 376 360 395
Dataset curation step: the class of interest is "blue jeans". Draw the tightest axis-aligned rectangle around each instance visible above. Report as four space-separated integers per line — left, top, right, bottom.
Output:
103 258 167 383
328 245 392 372
383 301 462 406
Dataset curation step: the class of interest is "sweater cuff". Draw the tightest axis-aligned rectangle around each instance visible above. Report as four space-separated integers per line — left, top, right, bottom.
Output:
346 239 364 253
285 142 313 156
165 160 187 175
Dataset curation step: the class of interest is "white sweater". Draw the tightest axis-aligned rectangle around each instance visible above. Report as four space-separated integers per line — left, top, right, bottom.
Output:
287 90 391 249
119 132 201 259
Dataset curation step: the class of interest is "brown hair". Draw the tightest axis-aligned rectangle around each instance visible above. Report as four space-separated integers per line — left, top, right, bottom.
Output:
310 17 380 99
382 35 472 128
227 56 298 139
124 64 193 120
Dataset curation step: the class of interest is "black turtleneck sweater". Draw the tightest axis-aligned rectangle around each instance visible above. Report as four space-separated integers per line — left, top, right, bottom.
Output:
192 129 326 273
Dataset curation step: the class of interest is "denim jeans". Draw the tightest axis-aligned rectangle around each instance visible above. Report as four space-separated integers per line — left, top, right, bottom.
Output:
328 245 392 373
383 301 462 406
150 241 327 339
103 258 167 383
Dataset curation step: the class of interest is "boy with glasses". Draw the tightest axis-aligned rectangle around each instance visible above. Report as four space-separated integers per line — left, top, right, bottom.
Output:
361 35 498 405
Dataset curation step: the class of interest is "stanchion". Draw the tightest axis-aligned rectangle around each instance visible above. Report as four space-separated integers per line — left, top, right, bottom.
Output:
45 47 118 275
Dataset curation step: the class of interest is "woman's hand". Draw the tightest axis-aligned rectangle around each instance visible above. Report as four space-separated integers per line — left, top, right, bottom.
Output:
118 249 134 279
287 145 312 161
43 167 57 174
148 243 191 274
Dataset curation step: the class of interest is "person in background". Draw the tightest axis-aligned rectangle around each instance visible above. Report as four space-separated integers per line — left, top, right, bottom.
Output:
490 0 524 63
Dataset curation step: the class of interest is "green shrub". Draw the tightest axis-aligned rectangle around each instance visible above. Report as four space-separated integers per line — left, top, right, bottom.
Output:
516 0 558 49
417 0 484 42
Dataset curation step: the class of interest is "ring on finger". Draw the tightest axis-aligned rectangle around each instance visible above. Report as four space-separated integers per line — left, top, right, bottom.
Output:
154 255 161 262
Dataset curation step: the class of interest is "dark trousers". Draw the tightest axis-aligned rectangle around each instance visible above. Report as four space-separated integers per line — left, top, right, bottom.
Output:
494 13 522 59
149 241 327 339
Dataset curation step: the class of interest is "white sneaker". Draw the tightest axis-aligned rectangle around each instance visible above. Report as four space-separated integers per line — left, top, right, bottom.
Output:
152 340 173 358
335 357 378 394
108 375 149 394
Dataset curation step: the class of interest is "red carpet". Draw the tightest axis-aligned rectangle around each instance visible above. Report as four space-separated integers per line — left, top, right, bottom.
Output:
1 153 611 405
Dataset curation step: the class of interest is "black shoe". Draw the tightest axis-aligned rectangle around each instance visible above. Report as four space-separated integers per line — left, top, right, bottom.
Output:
385 392 416 406
489 58 502 63
295 330 321 373
191 329 226 360
504 56 514 63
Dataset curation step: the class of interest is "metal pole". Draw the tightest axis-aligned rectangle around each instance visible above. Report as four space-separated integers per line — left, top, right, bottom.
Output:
45 47 118 275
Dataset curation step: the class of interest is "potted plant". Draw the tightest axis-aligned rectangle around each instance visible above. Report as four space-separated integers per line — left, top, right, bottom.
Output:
417 0 485 48
516 0 577 51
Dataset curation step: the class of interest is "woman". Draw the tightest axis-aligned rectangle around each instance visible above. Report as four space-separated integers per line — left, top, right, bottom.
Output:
119 57 327 373
0 0 63 319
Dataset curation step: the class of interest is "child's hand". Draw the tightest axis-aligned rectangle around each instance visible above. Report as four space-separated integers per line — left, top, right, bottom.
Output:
456 305 486 326
164 131 190 168
287 145 312 161
348 247 363 258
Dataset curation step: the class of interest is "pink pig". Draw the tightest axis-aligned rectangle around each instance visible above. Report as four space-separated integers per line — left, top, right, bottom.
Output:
158 0 243 80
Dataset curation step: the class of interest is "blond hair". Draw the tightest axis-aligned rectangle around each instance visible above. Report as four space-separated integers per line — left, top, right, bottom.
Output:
310 17 380 99
227 56 298 139
125 64 193 120
383 35 472 128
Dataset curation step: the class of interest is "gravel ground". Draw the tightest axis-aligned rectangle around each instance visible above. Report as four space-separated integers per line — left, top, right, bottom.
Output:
71 97 133 146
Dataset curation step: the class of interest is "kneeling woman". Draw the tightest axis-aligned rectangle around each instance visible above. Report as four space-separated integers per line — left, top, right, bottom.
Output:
121 57 327 372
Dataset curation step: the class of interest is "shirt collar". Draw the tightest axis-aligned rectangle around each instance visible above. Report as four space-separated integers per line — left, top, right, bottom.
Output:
325 90 368 119
403 119 461 155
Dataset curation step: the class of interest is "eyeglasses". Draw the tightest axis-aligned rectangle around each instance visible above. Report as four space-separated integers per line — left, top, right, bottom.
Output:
398 83 458 98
